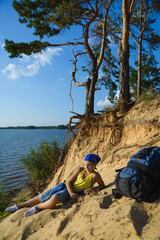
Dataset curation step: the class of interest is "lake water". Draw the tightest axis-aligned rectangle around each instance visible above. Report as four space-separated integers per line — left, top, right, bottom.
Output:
0 129 68 192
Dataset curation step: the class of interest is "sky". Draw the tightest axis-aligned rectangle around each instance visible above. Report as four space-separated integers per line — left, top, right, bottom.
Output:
0 0 113 127
0 1 159 127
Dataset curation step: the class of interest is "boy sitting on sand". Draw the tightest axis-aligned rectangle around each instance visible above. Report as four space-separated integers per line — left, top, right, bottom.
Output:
6 154 105 217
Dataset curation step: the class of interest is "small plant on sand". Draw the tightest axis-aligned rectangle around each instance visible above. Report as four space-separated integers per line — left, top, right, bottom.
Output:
103 105 113 111
20 139 60 188
139 90 156 102
0 183 10 212
0 183 11 221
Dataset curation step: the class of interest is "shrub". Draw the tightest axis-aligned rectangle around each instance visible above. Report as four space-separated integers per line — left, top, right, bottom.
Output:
139 90 156 102
20 140 60 188
102 105 112 111
0 183 10 212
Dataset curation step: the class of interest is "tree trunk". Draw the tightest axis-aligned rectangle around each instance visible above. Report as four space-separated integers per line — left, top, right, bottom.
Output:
85 68 98 114
137 42 142 101
118 0 131 106
137 1 143 101
118 42 130 104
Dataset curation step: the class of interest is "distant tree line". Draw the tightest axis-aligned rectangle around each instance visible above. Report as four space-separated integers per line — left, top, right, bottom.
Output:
0 124 75 130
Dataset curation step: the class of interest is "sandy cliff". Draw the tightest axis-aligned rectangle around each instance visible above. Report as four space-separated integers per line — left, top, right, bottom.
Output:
1 97 160 240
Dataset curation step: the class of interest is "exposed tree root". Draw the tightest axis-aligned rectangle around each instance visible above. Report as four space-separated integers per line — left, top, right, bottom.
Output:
67 100 135 147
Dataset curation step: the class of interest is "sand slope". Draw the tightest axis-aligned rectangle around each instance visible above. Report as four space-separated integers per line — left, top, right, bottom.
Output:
1 97 160 240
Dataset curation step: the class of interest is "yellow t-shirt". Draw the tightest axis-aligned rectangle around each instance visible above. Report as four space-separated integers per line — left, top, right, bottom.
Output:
66 169 93 192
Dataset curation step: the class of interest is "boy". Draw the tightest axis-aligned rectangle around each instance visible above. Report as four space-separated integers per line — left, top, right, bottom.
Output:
6 154 105 217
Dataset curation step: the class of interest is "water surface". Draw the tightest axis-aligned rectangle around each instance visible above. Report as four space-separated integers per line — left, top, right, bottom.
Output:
0 129 67 191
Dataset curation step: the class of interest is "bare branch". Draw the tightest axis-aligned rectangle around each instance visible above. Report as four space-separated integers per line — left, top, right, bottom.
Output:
73 33 97 42
129 30 139 44
71 48 87 87
97 0 114 69
47 41 84 47
129 0 135 16
86 0 95 11
69 74 74 112
141 3 152 35
83 2 99 62
95 87 101 90
69 111 83 117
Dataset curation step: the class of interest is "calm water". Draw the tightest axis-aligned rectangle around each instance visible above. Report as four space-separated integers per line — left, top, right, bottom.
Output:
0 129 67 192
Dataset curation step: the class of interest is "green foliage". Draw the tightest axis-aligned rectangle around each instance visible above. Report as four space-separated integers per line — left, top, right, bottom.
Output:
12 0 91 38
0 184 10 212
139 90 157 102
15 189 29 205
13 0 61 38
5 39 48 58
130 1 160 52
0 187 31 221
20 140 60 187
153 0 160 11
129 53 160 100
0 124 72 129
0 212 10 222
95 32 119 104
102 105 112 111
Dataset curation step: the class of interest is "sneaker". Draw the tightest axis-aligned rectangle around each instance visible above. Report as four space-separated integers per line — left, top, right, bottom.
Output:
6 204 19 212
24 206 39 217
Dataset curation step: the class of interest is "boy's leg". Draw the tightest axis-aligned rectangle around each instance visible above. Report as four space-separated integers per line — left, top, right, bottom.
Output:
36 194 58 210
17 196 41 208
24 194 58 217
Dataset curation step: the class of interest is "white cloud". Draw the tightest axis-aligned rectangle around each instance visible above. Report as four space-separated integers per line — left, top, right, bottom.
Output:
1 47 63 79
0 41 5 48
59 78 65 81
96 97 111 107
1 62 40 79
20 54 31 62
96 90 120 107
115 90 120 99
33 48 62 66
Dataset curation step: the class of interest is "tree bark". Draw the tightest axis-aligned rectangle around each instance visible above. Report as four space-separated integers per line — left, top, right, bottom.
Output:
70 0 114 115
85 67 98 114
83 0 113 114
137 40 142 100
118 0 133 106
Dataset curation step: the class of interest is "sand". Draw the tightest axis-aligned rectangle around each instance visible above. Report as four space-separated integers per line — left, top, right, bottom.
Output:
1 97 160 240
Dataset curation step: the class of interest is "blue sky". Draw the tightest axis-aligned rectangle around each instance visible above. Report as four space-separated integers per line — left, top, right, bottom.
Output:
0 0 112 127
0 1 159 127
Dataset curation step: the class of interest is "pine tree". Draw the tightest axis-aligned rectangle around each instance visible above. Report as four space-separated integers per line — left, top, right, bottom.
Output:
130 53 160 100
5 0 114 115
129 0 160 101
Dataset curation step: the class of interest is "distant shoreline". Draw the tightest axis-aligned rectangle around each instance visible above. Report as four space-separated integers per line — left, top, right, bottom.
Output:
0 124 75 130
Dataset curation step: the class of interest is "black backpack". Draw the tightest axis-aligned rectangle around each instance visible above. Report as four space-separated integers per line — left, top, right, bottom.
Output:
113 147 160 201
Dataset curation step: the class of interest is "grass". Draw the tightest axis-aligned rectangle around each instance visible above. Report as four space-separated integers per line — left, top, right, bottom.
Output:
0 186 32 222
0 184 10 211
0 139 68 221
139 90 157 102
20 139 60 189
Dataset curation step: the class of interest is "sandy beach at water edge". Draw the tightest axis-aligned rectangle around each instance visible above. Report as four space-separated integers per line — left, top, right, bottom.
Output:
1 97 160 240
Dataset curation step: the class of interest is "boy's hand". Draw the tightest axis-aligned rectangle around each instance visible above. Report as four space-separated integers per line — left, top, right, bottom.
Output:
70 192 79 199
84 188 93 195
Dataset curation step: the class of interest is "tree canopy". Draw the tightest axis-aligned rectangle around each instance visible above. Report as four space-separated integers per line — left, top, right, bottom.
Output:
4 0 160 116
5 0 115 115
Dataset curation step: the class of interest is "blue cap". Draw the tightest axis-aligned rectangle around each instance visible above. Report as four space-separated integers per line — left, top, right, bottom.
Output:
84 154 101 164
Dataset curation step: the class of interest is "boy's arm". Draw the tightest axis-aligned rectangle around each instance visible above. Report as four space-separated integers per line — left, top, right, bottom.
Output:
84 173 105 194
66 167 83 199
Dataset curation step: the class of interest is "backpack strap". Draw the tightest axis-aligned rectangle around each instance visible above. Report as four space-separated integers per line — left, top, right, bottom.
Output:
112 188 122 199
128 162 150 173
115 168 124 172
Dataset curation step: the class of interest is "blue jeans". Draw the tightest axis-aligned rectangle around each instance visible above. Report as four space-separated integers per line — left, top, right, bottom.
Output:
39 182 70 203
